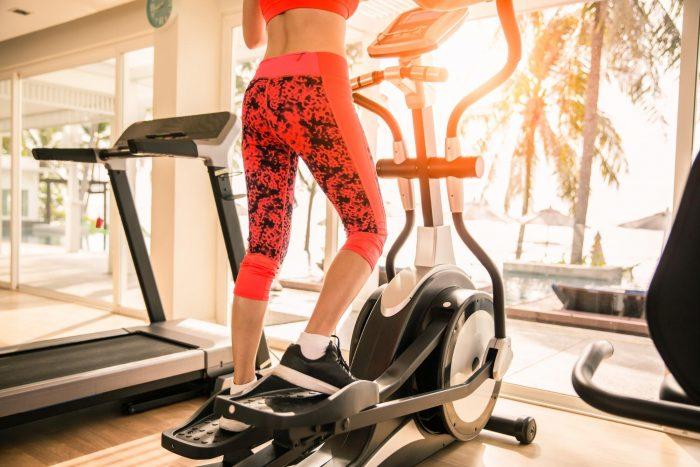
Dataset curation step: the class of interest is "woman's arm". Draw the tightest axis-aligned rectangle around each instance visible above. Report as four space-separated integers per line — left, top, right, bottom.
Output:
242 0 267 49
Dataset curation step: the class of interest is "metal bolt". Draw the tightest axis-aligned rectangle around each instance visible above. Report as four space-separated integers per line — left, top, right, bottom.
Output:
229 406 235 414
442 302 451 308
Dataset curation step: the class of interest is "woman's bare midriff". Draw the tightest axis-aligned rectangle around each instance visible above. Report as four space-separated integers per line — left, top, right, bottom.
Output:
264 8 347 59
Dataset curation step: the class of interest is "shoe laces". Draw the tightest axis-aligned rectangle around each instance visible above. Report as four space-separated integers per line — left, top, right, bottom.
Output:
331 335 351 373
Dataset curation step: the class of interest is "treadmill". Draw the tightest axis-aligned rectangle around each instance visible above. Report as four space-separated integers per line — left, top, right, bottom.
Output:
0 112 269 429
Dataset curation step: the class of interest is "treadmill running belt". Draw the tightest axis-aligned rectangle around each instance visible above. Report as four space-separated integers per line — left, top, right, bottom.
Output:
0 334 191 390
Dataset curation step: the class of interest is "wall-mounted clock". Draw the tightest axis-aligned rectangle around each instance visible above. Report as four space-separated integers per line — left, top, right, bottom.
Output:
147 0 172 29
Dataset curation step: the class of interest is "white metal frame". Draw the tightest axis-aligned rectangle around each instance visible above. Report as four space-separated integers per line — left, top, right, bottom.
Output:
10 73 21 290
217 12 243 326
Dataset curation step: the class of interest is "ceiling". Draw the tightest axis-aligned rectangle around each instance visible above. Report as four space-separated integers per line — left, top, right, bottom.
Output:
0 0 134 42
0 0 586 44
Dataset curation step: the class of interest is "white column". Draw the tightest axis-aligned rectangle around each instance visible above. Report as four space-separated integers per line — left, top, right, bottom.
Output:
111 52 128 307
65 163 82 252
673 0 700 213
10 73 21 289
150 0 225 320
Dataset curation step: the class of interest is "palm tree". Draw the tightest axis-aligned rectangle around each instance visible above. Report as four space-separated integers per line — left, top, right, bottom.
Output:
570 0 682 263
463 10 626 259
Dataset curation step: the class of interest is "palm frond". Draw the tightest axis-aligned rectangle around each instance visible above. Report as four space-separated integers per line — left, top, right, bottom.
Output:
594 112 627 187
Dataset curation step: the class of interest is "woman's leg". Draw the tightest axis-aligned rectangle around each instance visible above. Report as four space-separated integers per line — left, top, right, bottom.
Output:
295 72 387 340
232 77 298 384
265 64 386 392
304 250 370 336
231 296 267 384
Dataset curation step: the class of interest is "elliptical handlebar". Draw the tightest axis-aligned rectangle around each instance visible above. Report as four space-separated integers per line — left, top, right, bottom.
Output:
573 341 700 432
352 93 404 142
445 0 521 139
351 66 448 91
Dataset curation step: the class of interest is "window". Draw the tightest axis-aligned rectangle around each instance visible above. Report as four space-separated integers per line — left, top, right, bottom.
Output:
0 188 24 220
694 31 700 156
348 0 682 400
0 79 9 283
20 59 115 302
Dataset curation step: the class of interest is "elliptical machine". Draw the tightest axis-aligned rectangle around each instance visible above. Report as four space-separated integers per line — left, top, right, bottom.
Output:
162 1 536 465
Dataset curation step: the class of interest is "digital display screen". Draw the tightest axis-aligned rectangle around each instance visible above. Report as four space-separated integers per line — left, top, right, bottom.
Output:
391 9 442 31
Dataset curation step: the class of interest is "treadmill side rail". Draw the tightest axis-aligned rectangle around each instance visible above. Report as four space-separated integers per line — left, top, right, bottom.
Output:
0 349 205 418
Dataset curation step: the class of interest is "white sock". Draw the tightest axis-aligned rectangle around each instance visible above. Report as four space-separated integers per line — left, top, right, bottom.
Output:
219 377 258 432
296 332 331 360
222 376 258 396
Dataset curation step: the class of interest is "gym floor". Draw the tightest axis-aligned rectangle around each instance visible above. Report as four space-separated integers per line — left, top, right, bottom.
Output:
0 290 699 466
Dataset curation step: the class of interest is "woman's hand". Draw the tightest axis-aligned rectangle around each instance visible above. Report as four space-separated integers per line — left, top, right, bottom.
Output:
242 0 267 49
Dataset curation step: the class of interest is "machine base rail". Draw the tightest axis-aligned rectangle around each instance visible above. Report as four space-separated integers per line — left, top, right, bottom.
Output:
125 382 208 414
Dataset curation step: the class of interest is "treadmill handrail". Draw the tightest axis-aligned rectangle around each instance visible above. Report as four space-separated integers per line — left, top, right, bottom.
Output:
32 147 100 163
572 340 700 433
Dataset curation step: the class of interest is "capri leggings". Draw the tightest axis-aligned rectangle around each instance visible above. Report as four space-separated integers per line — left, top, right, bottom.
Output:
234 51 387 301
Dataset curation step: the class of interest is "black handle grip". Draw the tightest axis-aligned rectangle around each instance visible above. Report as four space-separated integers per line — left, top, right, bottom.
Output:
127 138 199 157
32 148 99 163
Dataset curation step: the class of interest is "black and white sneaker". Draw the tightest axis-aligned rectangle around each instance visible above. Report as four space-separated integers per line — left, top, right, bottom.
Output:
273 336 356 394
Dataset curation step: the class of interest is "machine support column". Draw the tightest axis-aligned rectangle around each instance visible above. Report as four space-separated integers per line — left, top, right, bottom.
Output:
412 107 443 227
108 168 165 323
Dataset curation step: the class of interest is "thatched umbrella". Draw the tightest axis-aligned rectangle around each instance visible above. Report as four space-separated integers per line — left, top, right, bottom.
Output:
521 207 573 259
619 209 670 231
462 201 511 222
525 207 574 227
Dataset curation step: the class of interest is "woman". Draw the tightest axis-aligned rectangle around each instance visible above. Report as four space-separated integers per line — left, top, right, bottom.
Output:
221 0 386 430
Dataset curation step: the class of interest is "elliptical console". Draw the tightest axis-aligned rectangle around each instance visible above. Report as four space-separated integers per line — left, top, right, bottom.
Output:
162 1 536 465
367 7 469 58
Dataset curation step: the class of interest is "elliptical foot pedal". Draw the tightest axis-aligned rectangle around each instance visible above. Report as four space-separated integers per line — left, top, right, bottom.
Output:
174 414 226 447
217 377 380 430
162 389 272 460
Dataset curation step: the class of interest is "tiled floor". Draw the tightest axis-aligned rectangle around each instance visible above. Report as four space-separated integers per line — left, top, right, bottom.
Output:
0 246 145 308
505 319 664 398
0 289 144 347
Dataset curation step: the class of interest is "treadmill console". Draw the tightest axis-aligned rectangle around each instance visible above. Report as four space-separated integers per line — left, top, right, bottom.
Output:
368 7 469 59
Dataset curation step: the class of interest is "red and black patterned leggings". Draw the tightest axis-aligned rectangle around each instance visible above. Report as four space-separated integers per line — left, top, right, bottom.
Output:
234 52 387 301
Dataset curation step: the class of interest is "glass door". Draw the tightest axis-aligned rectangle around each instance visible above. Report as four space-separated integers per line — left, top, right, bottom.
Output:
20 60 116 303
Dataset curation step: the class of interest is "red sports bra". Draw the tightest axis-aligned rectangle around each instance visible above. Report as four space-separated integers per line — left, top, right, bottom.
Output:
260 0 359 23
